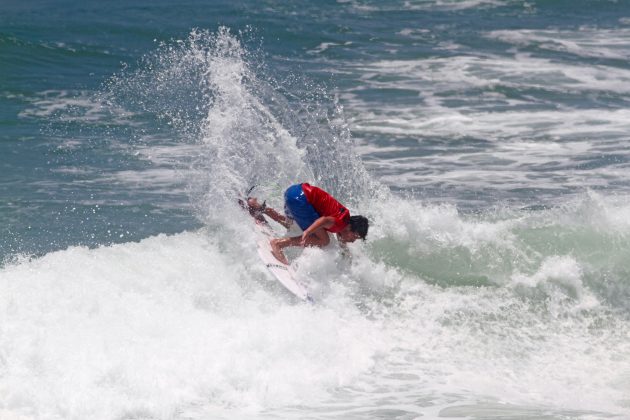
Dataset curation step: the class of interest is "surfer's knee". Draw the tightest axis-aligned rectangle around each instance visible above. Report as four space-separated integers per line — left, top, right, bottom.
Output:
270 238 284 249
308 231 330 247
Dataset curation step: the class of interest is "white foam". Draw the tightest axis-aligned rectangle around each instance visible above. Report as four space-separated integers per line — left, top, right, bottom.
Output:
337 53 630 193
428 0 507 10
0 231 391 419
397 28 430 37
401 0 509 11
369 197 516 252
361 57 617 130
511 255 585 292
2 192 630 417
338 0 512 12
18 90 134 124
360 195 630 413
307 41 353 55
487 28 630 60
395 288 620 411
347 54 630 96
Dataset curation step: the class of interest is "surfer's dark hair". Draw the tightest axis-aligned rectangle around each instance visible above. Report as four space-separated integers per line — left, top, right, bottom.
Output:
349 215 369 240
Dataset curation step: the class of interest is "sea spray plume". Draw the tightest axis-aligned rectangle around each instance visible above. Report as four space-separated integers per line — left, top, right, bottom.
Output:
191 27 384 218
105 27 385 225
192 27 310 219
103 27 307 222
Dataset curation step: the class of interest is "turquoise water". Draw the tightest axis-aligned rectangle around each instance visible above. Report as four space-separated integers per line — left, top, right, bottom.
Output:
1 1 630 419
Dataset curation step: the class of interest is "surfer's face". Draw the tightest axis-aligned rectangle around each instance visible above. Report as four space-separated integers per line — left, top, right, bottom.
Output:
337 227 361 243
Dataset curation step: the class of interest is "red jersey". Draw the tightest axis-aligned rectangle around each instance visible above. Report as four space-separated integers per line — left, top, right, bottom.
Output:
301 183 350 233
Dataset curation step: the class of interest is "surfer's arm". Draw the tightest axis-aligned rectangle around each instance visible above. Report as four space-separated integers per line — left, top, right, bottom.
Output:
262 207 292 229
301 216 335 245
247 198 292 228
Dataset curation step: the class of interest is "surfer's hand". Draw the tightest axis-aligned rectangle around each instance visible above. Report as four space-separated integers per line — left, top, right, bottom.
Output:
300 232 309 246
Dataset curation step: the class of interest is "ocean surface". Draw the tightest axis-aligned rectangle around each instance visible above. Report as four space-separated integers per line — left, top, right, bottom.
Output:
1 0 630 419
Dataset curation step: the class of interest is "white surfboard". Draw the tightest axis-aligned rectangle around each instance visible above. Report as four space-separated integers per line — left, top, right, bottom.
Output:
254 224 313 303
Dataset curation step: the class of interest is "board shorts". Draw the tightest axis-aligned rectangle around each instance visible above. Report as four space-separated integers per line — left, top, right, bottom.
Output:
284 184 320 231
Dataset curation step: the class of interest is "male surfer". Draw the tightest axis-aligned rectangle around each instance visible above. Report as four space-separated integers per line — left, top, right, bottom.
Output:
246 183 369 264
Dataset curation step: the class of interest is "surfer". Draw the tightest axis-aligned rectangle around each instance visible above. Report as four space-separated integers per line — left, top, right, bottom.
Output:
246 183 369 264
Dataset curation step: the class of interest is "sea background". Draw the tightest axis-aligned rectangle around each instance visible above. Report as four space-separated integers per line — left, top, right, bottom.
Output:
1 0 630 419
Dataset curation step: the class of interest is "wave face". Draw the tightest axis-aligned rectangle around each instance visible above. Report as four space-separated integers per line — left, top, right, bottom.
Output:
1 198 629 419
2 1 630 419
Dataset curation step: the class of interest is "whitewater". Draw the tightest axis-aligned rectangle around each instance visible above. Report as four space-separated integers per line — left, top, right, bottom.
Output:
2 3 630 419
3 193 630 418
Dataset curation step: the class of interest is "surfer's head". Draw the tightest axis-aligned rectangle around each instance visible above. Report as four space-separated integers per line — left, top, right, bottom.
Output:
338 215 369 242
349 215 369 240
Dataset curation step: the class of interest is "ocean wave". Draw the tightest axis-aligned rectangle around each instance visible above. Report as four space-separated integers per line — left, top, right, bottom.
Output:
368 191 630 309
4 20 630 418
1 211 628 418
0 231 390 418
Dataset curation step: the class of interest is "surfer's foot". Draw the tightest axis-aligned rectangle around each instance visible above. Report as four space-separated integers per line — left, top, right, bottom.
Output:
247 197 260 209
270 239 289 265
240 197 267 224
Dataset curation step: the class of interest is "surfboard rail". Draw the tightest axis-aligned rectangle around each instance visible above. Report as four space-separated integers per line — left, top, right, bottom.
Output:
255 232 313 303
239 191 314 302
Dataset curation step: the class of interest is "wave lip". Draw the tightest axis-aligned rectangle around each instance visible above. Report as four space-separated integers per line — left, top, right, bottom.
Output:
368 192 630 311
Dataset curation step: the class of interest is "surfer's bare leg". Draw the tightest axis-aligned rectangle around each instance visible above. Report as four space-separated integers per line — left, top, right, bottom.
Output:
269 237 294 264
270 229 330 264
264 207 292 229
247 198 292 229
